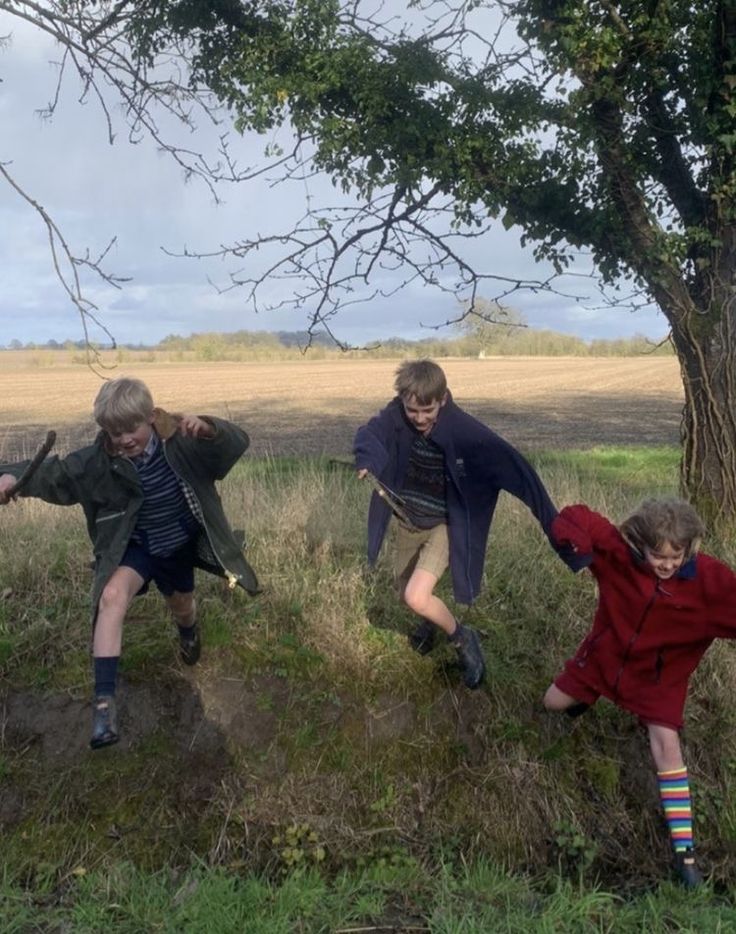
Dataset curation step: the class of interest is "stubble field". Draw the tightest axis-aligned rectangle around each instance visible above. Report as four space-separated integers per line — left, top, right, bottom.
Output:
0 354 683 460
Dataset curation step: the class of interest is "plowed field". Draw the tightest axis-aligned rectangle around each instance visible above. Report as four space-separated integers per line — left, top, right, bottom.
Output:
0 355 682 459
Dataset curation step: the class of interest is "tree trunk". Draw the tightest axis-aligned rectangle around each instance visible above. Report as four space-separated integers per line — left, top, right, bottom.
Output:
671 295 736 523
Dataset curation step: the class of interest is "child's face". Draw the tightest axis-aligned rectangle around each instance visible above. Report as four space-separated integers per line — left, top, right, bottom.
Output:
643 541 687 580
401 393 447 436
107 417 154 458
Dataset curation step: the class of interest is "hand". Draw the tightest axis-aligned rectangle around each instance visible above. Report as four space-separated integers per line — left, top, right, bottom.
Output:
179 415 214 439
552 513 591 554
357 468 369 480
0 473 17 505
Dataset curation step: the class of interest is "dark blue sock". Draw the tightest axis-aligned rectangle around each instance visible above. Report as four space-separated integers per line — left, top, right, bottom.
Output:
94 656 119 697
448 621 464 645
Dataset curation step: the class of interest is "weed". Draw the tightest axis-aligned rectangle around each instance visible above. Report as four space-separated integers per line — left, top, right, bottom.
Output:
271 822 327 872
551 819 598 875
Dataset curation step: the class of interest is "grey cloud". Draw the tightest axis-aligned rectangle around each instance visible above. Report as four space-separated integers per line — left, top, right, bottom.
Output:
1 14 669 348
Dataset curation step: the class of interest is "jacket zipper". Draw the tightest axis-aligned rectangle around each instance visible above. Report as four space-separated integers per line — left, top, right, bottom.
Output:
96 510 126 524
654 649 665 684
612 582 663 701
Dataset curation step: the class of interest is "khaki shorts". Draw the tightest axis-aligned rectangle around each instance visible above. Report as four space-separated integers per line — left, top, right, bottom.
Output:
394 522 450 591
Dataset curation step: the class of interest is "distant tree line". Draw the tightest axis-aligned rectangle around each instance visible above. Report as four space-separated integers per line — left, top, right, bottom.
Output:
2 324 672 359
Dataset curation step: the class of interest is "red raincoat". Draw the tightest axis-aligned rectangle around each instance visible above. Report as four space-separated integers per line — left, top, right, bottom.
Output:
552 504 736 729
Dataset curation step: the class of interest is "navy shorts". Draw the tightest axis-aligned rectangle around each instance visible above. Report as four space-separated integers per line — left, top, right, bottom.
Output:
119 539 197 597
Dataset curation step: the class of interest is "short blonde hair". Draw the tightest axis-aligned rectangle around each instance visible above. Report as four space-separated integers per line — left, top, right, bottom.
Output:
394 359 447 404
93 377 154 433
620 497 705 559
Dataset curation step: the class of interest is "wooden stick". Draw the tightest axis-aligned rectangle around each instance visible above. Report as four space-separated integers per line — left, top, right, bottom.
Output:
6 431 57 498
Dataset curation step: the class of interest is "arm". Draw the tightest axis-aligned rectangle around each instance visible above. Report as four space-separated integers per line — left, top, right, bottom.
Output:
0 455 82 507
698 555 736 639
0 473 16 505
180 415 249 481
551 504 618 556
179 414 216 440
482 438 590 571
0 430 58 504
353 408 394 477
492 438 557 528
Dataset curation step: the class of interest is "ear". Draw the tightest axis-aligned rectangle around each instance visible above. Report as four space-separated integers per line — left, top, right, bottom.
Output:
439 392 448 407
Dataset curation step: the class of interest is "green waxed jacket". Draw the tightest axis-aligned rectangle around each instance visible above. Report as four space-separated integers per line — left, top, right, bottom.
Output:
1 410 260 621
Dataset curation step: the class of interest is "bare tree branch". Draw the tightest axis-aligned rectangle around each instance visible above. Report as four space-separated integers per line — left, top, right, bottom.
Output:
0 160 126 369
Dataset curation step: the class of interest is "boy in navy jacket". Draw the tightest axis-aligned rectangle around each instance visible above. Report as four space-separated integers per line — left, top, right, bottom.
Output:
353 359 579 689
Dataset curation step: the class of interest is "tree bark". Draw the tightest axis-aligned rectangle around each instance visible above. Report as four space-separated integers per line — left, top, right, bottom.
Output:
671 278 736 522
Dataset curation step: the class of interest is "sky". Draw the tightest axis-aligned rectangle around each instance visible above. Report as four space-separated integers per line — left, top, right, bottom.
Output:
0 10 670 349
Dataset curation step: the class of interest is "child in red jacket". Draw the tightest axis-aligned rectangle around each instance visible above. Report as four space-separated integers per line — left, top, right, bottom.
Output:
544 497 736 888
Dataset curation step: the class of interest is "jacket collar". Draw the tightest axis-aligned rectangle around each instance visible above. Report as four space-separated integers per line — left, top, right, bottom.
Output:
151 408 180 441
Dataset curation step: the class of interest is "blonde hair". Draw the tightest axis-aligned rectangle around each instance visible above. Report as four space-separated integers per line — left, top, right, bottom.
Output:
394 359 447 404
620 497 705 559
93 378 154 433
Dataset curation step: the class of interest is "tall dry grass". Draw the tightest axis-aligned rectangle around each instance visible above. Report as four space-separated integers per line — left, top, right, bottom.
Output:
2 449 736 891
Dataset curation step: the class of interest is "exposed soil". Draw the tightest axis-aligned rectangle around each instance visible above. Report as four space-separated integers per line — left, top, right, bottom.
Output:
0 669 487 769
0 663 492 843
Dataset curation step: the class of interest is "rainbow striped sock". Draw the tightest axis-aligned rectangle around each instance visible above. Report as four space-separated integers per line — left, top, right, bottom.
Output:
657 766 693 853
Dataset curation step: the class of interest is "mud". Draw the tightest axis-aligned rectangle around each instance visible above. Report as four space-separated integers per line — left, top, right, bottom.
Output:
0 669 490 831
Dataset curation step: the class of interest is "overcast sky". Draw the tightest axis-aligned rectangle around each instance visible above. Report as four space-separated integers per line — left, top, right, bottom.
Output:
0 12 670 348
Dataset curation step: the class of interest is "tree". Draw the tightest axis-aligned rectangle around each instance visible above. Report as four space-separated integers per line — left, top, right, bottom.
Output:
455 299 528 354
3 2 736 519
128 0 736 521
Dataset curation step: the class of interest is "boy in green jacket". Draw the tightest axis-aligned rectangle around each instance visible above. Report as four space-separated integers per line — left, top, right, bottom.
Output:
0 377 260 749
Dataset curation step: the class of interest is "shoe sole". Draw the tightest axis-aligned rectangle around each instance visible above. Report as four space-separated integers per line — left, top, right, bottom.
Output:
90 733 120 750
464 669 486 690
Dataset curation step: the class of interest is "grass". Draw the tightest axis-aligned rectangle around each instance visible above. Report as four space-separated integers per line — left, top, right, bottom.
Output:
2 858 736 932
3 444 736 928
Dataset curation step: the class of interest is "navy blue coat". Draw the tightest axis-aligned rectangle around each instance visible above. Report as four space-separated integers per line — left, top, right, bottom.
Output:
353 394 580 604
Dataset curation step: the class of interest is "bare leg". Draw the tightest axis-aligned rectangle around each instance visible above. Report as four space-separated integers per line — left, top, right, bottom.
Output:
93 565 145 657
402 568 485 688
90 565 143 749
166 591 200 665
647 723 684 772
165 591 196 629
401 568 456 635
648 723 701 885
543 684 580 711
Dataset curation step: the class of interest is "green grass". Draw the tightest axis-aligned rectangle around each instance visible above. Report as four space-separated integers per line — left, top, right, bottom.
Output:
2 858 736 932
4 445 736 927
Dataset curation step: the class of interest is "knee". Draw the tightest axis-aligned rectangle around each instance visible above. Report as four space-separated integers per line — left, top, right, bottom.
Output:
648 726 682 769
402 585 428 616
168 592 195 620
542 685 559 711
98 579 130 615
543 684 573 712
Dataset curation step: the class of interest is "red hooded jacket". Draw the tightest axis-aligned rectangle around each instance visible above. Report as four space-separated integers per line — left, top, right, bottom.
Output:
552 504 736 729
